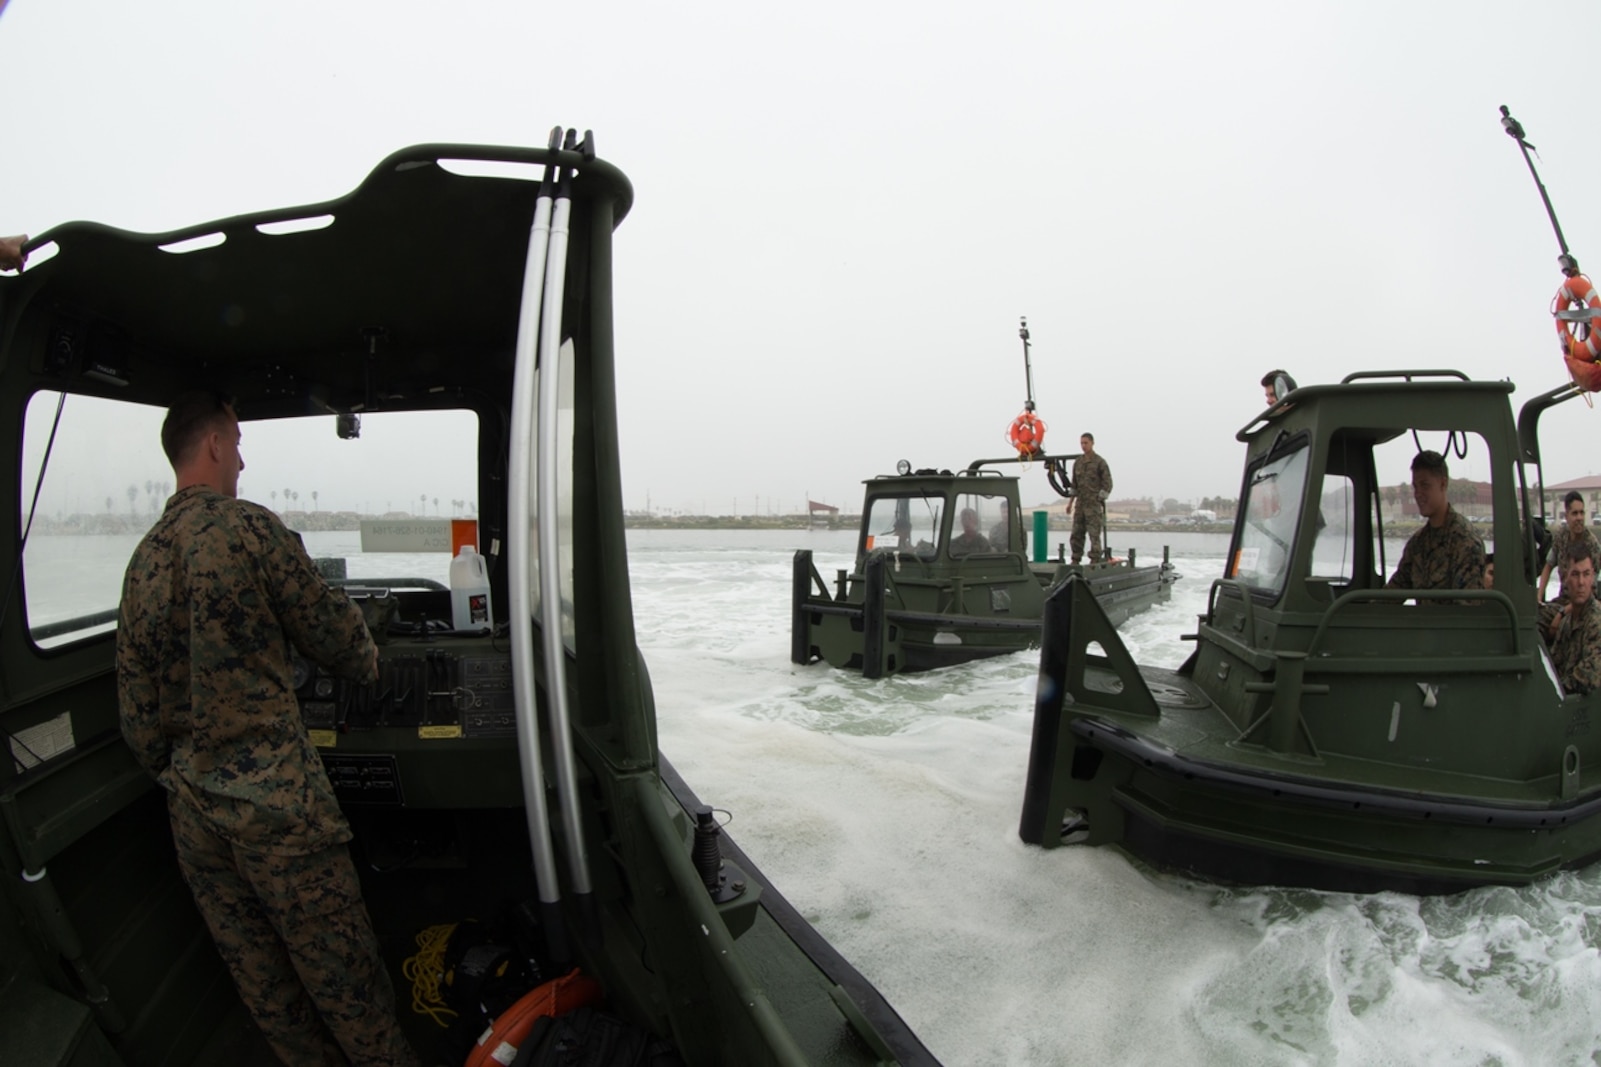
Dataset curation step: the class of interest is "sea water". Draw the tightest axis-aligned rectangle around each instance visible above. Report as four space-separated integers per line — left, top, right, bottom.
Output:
25 527 1601 1064
627 529 1601 1067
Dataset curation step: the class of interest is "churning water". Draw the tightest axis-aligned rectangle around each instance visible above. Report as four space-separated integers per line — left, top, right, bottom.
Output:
629 528 1601 1067
24 525 1601 1064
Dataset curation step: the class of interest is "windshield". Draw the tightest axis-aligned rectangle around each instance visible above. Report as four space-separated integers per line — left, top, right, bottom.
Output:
1231 443 1310 594
863 493 941 559
950 490 1011 557
19 392 479 648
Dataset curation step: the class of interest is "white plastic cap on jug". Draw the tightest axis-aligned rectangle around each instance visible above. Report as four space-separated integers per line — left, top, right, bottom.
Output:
449 544 492 631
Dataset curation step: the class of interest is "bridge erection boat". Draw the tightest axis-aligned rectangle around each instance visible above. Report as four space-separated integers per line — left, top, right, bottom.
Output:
0 137 935 1065
792 455 1176 678
1019 370 1601 895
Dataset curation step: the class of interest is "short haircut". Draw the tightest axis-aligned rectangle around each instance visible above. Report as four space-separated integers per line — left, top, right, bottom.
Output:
1080 432 1095 443
1411 450 1449 481
1484 551 1495 565
1565 490 1586 510
1568 539 1595 569
161 390 234 466
1260 369 1286 388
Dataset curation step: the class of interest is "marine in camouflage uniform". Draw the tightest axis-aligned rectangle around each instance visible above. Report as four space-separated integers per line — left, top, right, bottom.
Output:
1070 434 1112 564
1546 521 1601 601
1386 451 1484 596
1552 596 1601 694
117 393 417 1067
1548 540 1601 694
1385 506 1485 593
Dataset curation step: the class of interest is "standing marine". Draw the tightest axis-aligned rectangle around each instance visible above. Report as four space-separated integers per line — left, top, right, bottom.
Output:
1069 432 1112 564
116 391 419 1066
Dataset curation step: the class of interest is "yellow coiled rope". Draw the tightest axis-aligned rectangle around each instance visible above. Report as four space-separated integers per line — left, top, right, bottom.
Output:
403 923 459 1027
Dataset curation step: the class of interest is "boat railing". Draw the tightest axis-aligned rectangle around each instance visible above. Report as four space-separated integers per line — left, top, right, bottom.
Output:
1205 582 1531 674
1304 588 1525 666
1339 369 1472 384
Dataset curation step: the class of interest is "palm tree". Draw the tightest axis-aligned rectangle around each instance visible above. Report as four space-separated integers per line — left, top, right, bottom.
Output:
126 484 138 515
420 492 427 517
271 490 278 508
311 490 319 512
433 496 439 516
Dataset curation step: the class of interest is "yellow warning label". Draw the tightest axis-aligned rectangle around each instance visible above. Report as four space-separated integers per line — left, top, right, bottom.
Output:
309 730 338 749
418 725 462 740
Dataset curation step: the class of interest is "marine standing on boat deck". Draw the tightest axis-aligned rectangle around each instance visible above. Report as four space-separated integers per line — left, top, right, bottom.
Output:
1069 433 1112 564
116 392 419 1067
1550 540 1601 693
1385 450 1485 594
1540 491 1601 602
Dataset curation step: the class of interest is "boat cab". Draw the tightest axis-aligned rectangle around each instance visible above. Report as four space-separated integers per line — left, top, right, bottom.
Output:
1020 369 1601 894
792 454 1175 677
0 140 933 1065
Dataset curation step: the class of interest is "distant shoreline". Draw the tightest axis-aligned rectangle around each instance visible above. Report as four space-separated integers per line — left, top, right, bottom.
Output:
26 510 1237 537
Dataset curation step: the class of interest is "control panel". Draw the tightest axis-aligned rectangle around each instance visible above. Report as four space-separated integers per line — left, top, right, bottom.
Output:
297 640 516 738
299 635 524 809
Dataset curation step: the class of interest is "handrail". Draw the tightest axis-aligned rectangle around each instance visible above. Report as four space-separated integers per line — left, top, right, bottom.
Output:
1339 369 1471 384
1204 578 1259 650
1305 588 1524 658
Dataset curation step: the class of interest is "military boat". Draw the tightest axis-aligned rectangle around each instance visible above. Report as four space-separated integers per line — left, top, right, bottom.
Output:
0 136 936 1064
1019 369 1601 895
791 454 1177 677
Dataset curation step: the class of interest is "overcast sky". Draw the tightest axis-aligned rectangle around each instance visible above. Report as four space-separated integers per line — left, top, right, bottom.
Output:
4 1 1598 516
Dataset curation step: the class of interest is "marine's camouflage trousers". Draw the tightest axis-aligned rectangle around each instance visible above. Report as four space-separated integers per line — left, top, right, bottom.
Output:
168 796 419 1067
1071 503 1106 563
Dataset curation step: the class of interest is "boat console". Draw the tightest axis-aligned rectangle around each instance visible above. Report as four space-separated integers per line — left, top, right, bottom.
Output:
299 584 523 809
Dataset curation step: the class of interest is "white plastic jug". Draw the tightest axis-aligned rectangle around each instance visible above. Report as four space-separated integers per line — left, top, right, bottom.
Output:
449 544 492 631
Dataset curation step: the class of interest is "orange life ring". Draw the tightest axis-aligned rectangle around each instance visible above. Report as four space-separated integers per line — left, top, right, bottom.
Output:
1555 276 1601 392
1007 411 1047 456
464 968 605 1067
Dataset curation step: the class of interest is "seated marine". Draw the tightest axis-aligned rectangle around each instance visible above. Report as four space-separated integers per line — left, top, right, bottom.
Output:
1549 540 1601 694
1541 490 1601 602
949 507 992 557
989 501 1011 552
1385 450 1485 595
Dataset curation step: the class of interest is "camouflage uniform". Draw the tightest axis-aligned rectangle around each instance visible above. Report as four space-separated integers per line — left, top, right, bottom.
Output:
950 530 992 556
1551 595 1601 694
1548 523 1601 594
1070 452 1113 563
1385 506 1485 593
117 486 417 1067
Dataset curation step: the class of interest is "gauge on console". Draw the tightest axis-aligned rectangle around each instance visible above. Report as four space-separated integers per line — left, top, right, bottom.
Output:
291 654 312 692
